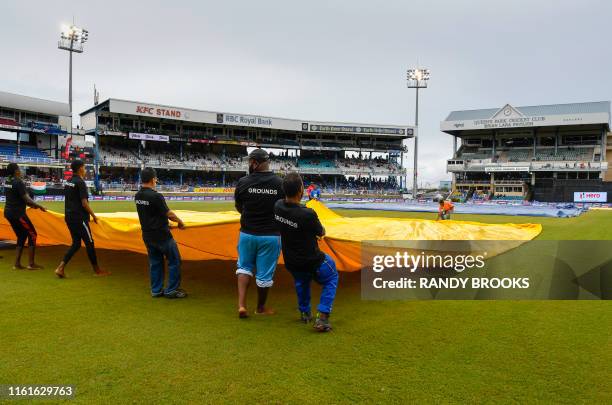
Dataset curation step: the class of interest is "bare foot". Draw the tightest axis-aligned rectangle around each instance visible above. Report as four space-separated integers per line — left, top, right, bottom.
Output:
94 270 111 277
27 264 43 270
238 307 249 319
255 307 276 315
54 265 66 279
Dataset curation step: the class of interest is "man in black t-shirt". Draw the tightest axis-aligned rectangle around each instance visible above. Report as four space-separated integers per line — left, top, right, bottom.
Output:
2 163 47 270
55 160 110 278
135 167 187 298
274 172 338 332
234 148 284 318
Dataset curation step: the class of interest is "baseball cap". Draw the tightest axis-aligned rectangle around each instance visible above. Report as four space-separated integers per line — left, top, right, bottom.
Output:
248 148 270 162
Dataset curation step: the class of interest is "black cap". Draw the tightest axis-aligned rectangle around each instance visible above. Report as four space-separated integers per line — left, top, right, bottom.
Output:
248 148 269 162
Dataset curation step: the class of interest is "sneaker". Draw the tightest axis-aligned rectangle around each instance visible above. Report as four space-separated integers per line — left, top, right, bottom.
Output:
151 291 164 298
300 311 313 323
165 289 187 299
314 313 332 332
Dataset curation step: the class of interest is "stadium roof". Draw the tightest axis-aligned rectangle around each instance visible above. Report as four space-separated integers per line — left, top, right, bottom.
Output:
441 101 610 133
0 90 70 118
81 98 413 137
445 101 610 121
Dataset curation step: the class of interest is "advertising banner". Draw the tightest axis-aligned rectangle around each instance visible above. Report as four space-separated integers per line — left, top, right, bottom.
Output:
192 187 235 194
129 132 170 142
574 192 607 202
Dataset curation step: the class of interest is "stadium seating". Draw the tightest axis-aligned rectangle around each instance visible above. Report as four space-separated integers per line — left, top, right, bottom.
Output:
534 148 593 161
0 143 51 160
298 158 336 168
458 151 491 160
492 195 524 201
301 140 321 147
505 149 532 162
95 145 403 179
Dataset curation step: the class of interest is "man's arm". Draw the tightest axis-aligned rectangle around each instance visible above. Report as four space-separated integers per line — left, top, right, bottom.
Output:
81 198 97 223
19 182 46 211
159 194 185 229
22 193 46 211
311 210 325 238
234 186 243 213
166 210 185 229
78 180 96 222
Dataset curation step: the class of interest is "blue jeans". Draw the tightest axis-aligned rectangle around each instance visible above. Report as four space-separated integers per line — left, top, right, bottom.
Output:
145 238 181 296
292 254 338 314
236 232 282 288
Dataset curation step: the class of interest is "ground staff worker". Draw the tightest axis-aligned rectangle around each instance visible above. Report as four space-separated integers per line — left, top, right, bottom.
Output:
234 148 284 318
437 199 455 220
55 160 110 278
274 172 338 332
135 167 187 298
3 163 47 270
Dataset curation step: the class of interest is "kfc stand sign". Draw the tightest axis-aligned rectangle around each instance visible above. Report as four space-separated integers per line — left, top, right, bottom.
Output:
135 105 186 119
574 192 607 203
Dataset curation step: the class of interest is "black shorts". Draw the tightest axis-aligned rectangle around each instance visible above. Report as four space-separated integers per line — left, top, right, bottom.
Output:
5 213 37 247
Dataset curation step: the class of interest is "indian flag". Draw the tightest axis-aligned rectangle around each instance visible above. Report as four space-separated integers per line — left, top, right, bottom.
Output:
30 181 47 195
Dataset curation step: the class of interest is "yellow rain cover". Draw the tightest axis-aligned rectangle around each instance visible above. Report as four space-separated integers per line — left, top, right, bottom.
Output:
0 200 541 271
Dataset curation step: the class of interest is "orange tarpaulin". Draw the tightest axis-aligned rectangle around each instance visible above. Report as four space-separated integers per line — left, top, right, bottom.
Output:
0 201 542 271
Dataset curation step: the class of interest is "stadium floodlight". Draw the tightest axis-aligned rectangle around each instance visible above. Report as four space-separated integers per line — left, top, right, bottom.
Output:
406 67 430 199
58 23 89 133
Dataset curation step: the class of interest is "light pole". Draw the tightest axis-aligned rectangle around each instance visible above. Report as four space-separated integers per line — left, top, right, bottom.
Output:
58 24 89 133
407 67 430 199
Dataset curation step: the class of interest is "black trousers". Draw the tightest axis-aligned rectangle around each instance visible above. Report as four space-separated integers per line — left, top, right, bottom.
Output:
62 220 98 266
5 213 37 247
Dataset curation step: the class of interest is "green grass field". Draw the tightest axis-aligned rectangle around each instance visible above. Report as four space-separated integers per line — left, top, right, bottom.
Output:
0 201 610 404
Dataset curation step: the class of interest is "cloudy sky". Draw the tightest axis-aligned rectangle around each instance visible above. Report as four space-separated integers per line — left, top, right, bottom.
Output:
2 0 611 185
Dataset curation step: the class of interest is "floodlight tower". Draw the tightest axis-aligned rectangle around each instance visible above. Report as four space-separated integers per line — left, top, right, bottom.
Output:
58 24 89 131
407 67 430 199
